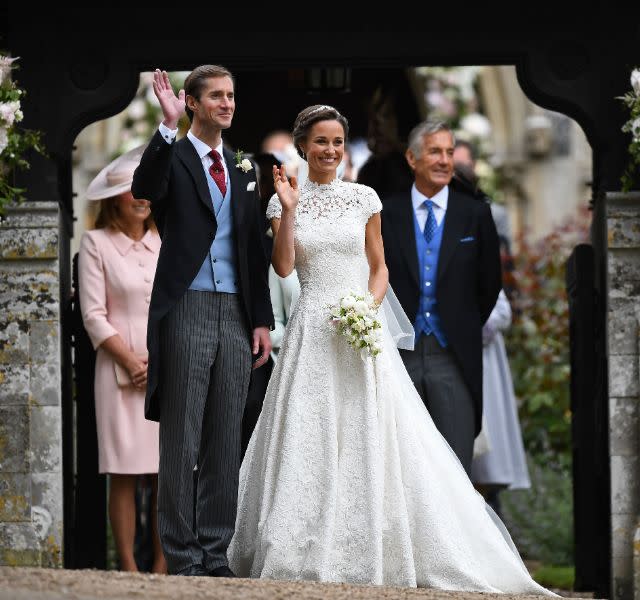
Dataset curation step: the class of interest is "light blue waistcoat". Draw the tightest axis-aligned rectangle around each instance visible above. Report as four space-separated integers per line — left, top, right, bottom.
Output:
189 169 239 293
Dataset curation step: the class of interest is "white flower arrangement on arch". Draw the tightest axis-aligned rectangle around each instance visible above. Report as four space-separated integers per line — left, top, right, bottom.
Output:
619 67 640 191
0 54 45 215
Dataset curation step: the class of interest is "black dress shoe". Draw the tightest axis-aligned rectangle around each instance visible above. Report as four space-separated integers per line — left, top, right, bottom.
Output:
209 565 236 577
176 564 210 576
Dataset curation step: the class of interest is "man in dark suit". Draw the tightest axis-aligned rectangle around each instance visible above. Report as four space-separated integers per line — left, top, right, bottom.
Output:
132 66 273 577
380 121 501 475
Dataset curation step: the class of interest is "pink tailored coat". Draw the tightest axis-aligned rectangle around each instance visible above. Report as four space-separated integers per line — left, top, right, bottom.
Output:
78 227 161 474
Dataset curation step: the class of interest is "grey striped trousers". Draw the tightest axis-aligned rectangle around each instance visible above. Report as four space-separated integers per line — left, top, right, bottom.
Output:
157 290 252 574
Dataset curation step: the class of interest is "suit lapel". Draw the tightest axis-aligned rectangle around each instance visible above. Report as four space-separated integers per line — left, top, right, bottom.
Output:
437 188 467 281
392 193 420 288
224 147 246 233
175 139 216 219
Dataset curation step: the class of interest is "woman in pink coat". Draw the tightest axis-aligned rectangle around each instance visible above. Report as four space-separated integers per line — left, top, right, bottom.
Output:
78 145 165 573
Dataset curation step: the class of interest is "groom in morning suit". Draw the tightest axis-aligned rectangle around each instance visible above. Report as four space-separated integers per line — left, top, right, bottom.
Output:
132 66 273 576
380 121 501 475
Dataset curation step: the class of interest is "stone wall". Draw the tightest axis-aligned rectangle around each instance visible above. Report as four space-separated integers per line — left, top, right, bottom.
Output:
0 202 63 567
606 192 640 600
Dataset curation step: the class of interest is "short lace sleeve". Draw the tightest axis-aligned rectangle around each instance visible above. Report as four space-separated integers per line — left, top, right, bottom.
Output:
266 194 282 220
365 187 382 219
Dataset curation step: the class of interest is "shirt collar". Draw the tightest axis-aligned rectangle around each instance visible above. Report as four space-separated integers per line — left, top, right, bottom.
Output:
108 228 161 256
412 184 449 212
187 130 224 161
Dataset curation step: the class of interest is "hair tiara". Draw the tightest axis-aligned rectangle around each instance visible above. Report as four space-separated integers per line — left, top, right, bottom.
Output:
299 105 342 127
308 104 338 116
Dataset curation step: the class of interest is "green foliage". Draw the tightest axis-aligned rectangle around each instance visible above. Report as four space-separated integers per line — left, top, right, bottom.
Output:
532 565 575 589
502 458 574 566
618 67 640 192
505 209 590 462
0 55 46 215
501 210 590 568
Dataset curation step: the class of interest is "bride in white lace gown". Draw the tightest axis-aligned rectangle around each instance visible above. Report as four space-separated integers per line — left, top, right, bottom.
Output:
228 106 552 595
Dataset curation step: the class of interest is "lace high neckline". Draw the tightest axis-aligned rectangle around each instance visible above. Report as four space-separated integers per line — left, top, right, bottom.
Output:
302 178 342 191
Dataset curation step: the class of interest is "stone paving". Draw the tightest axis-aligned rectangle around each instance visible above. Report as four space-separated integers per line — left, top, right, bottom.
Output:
0 567 593 600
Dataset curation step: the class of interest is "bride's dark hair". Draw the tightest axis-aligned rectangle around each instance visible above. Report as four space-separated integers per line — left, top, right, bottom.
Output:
292 105 349 158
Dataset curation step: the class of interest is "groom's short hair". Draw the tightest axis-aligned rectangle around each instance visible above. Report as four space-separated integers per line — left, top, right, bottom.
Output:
184 64 235 122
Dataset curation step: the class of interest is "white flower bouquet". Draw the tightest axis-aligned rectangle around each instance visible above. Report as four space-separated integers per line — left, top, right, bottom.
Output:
329 291 383 359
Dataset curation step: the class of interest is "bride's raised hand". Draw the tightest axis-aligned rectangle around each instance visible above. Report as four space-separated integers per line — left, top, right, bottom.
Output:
273 165 299 211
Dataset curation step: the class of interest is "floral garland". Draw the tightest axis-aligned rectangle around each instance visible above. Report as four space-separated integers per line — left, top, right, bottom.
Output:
619 67 640 192
0 54 45 215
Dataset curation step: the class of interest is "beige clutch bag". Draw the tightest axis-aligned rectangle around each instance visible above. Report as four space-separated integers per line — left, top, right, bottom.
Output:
114 352 148 388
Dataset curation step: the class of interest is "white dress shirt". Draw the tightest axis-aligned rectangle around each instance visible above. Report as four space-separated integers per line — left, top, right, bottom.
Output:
411 184 449 230
157 122 228 182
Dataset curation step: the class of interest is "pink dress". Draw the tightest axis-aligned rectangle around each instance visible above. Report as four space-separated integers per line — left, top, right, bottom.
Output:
78 227 161 474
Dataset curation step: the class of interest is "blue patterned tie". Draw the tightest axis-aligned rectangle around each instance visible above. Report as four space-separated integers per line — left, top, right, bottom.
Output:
423 199 436 243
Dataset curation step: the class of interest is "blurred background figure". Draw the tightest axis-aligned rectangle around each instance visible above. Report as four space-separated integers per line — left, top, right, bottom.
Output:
251 152 282 257
261 130 301 178
453 140 518 303
471 290 531 515
241 149 302 453
453 140 512 252
357 88 414 197
453 141 530 513
268 264 300 363
78 145 166 573
241 151 297 454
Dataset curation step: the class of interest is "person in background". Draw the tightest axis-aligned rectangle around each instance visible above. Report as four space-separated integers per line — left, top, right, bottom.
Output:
453 140 512 252
78 145 166 573
240 151 284 454
453 139 530 513
356 89 414 197
381 121 502 475
471 290 531 515
261 130 301 178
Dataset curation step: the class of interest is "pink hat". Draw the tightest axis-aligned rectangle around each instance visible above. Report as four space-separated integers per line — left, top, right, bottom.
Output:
86 144 147 201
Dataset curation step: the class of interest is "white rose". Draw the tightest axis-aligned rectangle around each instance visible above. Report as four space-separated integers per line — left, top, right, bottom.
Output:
352 320 365 332
0 101 19 126
631 117 640 141
340 296 356 310
0 56 18 86
631 69 640 94
239 158 253 173
354 300 369 316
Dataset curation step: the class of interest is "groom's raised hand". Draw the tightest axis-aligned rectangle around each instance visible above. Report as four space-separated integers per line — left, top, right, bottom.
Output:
152 69 185 130
252 326 272 369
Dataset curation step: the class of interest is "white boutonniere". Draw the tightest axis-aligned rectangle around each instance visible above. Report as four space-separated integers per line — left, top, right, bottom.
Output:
234 149 253 173
328 291 383 360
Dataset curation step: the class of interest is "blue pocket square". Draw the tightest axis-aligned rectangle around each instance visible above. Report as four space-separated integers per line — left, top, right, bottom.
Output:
460 236 475 243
